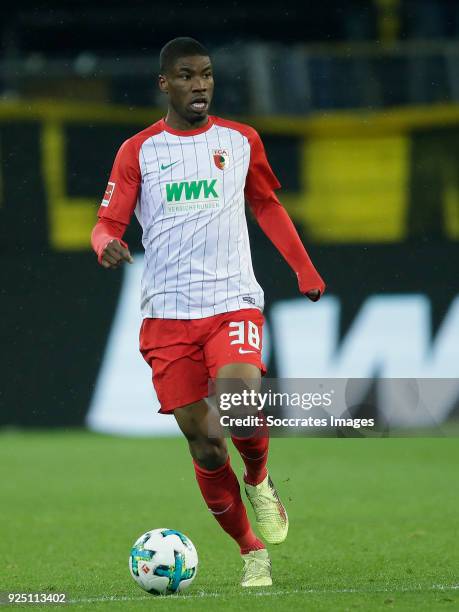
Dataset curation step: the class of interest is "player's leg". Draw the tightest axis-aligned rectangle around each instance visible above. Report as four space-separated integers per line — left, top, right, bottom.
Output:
209 313 288 546
173 399 266 563
212 362 271 586
217 362 270 487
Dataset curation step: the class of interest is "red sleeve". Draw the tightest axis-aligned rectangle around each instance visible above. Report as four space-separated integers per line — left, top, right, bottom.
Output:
97 137 141 224
244 129 281 202
249 196 326 295
91 218 128 265
245 131 325 296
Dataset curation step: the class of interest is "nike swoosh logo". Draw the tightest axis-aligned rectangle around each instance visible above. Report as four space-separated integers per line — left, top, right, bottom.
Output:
238 348 257 354
161 161 180 170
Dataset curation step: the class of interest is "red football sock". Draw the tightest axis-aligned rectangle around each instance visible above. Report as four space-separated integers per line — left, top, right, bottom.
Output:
193 457 264 554
231 419 269 486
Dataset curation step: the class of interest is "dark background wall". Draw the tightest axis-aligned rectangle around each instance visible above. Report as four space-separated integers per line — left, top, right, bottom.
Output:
2 240 458 427
4 1 459 55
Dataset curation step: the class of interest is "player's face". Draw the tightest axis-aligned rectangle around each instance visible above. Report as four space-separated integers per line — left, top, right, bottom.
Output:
160 55 214 125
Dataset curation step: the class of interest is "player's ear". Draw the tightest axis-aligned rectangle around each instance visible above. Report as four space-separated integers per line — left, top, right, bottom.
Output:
158 74 168 94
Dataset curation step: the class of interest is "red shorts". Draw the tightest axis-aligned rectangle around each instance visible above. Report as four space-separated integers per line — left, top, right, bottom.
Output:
139 308 266 413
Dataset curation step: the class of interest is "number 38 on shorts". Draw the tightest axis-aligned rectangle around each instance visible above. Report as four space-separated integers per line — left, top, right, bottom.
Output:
228 320 261 354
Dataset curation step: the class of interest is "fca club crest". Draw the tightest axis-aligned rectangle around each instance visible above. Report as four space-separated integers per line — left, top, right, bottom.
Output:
213 149 229 170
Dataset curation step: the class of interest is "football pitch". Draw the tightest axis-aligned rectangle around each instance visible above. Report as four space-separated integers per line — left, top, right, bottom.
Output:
1 430 458 611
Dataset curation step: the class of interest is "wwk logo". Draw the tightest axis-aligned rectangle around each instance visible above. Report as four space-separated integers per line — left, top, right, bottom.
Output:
164 178 220 214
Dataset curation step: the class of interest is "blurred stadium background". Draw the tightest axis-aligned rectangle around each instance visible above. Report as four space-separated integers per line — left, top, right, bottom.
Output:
1 0 458 433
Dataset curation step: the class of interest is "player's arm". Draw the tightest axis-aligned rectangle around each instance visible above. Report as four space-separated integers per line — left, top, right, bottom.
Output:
245 130 325 301
91 218 133 269
91 137 141 269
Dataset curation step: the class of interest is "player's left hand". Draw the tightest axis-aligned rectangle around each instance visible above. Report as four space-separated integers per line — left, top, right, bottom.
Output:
305 289 321 302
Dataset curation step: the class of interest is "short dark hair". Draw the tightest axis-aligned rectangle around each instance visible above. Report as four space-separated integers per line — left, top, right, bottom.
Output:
159 37 209 74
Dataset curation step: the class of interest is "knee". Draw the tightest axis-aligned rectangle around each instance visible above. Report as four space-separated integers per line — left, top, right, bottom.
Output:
189 437 228 470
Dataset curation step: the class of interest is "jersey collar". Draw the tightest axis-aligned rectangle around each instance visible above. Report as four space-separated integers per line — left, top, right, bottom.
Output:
160 116 214 136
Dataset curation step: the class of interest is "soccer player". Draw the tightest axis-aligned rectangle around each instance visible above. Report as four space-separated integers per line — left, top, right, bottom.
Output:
91 37 325 587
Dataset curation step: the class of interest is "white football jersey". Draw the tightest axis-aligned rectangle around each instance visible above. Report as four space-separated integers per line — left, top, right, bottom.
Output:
98 116 281 319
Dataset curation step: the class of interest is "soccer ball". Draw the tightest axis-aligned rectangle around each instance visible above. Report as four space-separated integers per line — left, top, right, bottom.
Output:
129 528 198 595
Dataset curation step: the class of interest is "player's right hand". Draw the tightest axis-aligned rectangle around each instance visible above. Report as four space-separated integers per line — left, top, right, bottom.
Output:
100 239 134 269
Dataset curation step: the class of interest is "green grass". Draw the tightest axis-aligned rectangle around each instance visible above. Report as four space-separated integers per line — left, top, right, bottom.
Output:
0 430 458 611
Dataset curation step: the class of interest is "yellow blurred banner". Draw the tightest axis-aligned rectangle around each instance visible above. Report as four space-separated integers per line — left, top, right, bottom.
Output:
288 135 409 242
1 100 458 249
